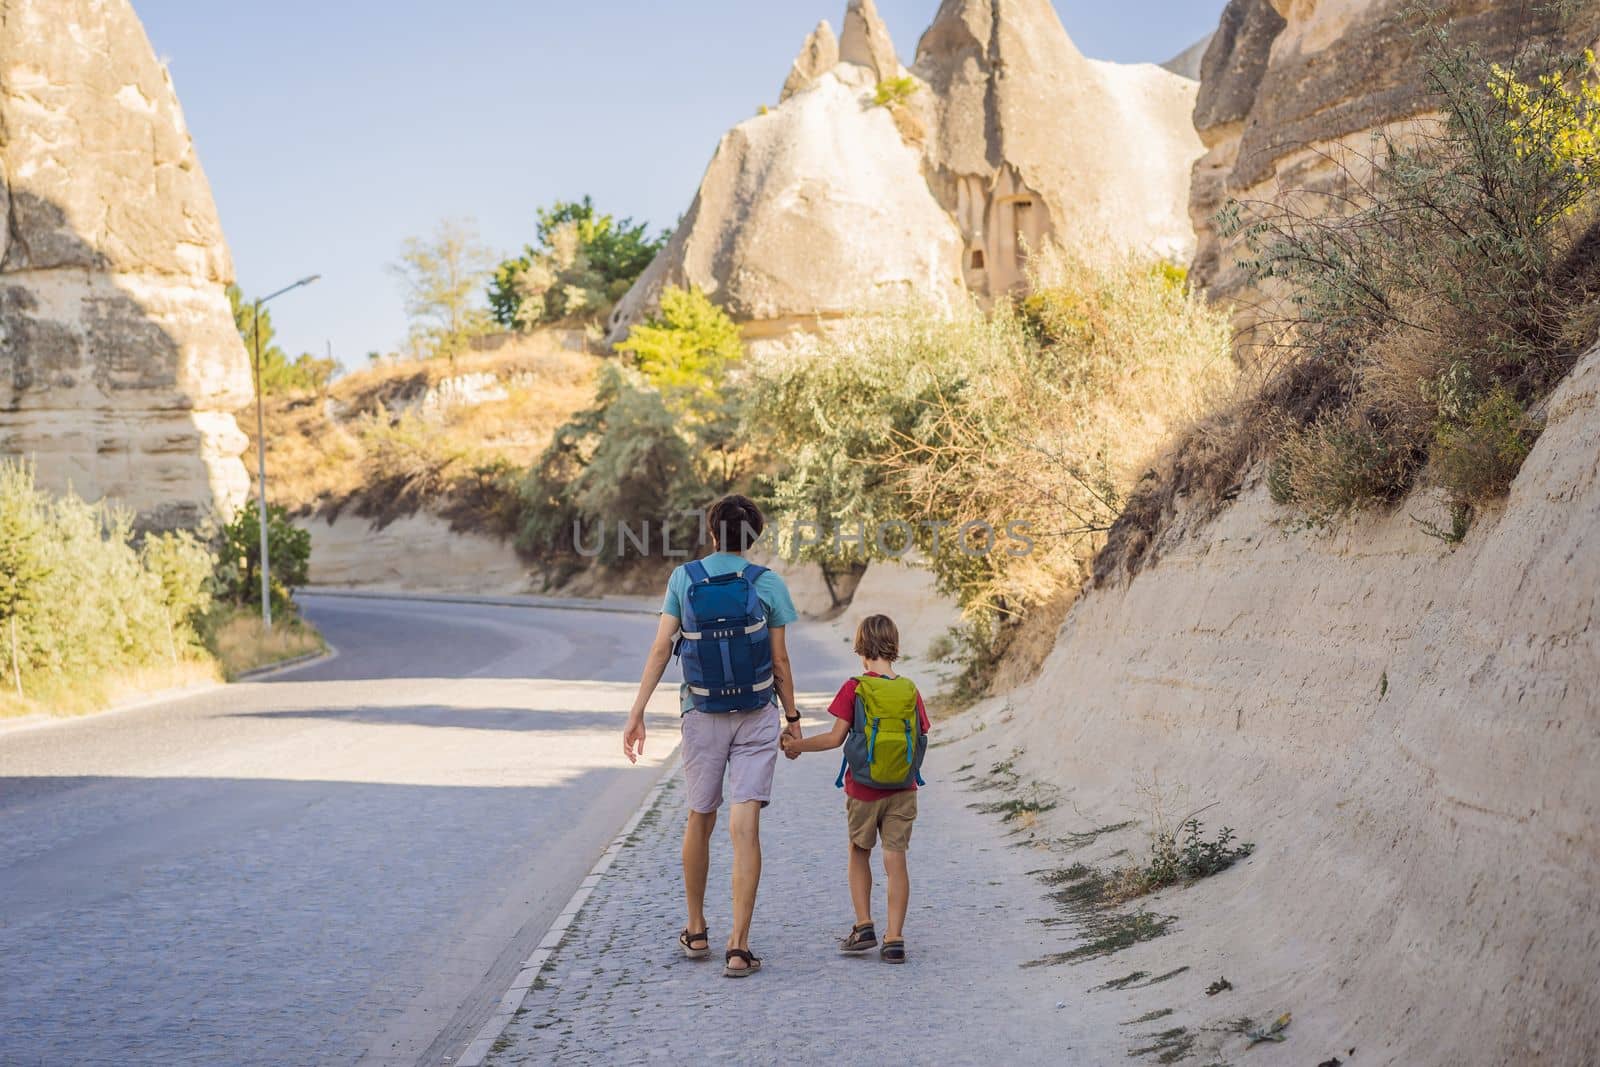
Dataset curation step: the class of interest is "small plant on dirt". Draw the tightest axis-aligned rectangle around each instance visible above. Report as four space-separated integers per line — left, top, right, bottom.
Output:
1115 818 1254 900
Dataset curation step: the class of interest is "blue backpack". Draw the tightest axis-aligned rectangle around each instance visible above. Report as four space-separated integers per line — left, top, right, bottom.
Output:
675 560 774 713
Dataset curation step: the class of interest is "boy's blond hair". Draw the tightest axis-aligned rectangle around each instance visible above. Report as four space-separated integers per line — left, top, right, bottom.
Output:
853 614 900 662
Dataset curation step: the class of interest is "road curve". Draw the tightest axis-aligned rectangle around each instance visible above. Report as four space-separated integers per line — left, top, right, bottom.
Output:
0 593 846 1066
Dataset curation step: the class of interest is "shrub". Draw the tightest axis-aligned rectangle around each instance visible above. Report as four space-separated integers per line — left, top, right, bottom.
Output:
214 502 311 619
1112 819 1254 901
1217 32 1600 518
752 246 1233 678
1430 386 1544 503
873 76 917 109
517 364 711 563
0 461 220 711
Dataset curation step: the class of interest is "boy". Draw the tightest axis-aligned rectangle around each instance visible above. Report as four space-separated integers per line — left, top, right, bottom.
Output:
780 614 930 963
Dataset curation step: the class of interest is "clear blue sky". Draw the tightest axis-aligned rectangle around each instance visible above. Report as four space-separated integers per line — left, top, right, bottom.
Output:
137 1 1226 367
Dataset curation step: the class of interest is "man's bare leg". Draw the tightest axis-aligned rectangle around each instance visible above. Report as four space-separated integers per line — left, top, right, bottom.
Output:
725 800 762 969
683 809 716 935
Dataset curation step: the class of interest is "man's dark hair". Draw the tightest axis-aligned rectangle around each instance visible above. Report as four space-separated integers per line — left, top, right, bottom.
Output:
706 494 764 553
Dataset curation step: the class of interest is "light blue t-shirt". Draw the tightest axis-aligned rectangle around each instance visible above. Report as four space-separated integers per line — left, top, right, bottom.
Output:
662 552 797 713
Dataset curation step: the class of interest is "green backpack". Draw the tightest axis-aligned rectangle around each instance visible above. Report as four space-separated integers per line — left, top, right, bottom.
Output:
835 674 928 790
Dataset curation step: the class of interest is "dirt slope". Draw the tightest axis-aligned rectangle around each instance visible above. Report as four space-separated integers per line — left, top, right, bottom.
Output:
957 344 1600 1064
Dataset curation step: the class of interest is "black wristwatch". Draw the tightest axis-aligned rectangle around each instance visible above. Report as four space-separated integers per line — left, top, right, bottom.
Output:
785 712 802 724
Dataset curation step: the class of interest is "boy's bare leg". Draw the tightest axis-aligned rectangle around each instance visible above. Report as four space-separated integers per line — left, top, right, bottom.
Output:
683 809 716 934
726 800 762 968
849 843 874 926
883 849 910 941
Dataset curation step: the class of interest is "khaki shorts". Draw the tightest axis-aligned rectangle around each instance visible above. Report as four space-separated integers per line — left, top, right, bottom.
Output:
846 790 917 852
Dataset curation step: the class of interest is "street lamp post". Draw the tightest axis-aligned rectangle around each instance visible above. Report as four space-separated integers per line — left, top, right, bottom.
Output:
251 274 320 630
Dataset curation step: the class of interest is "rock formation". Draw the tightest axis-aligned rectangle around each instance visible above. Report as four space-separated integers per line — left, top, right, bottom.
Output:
607 0 1203 349
1190 0 1600 308
0 0 252 529
779 20 839 103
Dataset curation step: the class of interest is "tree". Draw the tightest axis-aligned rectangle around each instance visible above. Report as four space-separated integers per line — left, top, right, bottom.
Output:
227 285 338 394
488 197 666 330
389 218 497 365
614 286 742 414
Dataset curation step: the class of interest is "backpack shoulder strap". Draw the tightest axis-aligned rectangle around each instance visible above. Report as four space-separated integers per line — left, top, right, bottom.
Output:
741 563 769 583
684 559 711 584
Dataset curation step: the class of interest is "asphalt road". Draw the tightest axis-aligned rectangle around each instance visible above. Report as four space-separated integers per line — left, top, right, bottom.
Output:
0 593 847 1067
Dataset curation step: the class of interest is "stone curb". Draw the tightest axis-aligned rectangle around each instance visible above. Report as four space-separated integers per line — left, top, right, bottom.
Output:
297 587 659 617
454 753 683 1067
233 646 336 682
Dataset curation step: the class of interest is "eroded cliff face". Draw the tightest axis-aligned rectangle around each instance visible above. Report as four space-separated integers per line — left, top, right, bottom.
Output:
1190 0 1600 308
962 344 1600 1062
0 0 252 529
607 0 1203 349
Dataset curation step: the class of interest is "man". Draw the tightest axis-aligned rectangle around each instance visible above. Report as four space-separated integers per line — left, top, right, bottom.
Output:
621 494 802 977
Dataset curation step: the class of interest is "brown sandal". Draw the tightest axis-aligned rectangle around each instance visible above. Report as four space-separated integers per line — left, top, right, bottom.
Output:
679 927 710 959
880 938 906 964
723 948 762 977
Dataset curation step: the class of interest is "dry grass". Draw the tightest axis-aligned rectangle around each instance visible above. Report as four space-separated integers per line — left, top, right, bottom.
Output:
203 607 326 681
244 332 599 532
0 658 219 719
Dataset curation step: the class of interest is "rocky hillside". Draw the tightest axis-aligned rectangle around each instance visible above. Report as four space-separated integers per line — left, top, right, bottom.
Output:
0 0 252 530
961 341 1600 1064
1190 0 1600 313
606 0 1203 351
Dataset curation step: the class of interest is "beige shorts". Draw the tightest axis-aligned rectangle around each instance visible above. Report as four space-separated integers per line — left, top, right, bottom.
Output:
846 790 917 852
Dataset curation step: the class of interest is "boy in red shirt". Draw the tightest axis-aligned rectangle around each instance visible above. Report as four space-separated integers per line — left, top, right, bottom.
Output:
781 614 930 963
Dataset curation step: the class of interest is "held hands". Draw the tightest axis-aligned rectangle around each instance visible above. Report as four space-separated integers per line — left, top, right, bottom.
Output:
780 717 803 760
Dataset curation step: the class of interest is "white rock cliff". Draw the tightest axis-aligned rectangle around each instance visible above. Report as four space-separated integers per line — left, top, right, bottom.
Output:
608 0 1203 349
0 0 252 529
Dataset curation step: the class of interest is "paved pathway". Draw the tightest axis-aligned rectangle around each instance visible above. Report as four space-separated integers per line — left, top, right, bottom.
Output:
488 722 1100 1066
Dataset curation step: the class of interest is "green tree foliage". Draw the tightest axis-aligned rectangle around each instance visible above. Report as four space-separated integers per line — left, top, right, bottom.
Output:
227 285 337 395
488 197 666 330
614 286 743 415
214 504 312 620
390 217 497 364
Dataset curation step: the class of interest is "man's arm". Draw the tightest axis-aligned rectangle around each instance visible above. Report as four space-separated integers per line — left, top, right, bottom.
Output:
622 613 680 764
782 716 849 754
770 625 800 731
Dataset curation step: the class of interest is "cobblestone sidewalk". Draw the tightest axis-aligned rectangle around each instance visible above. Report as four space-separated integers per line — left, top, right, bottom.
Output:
487 728 1100 1065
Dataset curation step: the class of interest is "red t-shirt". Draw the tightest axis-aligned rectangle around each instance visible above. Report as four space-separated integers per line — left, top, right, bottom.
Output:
828 673 931 801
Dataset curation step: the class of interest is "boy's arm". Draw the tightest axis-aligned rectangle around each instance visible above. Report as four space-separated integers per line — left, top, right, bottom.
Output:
784 717 849 754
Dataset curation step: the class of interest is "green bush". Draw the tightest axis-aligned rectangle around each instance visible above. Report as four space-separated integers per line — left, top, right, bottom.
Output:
615 286 743 415
1431 386 1544 503
873 76 917 109
214 502 311 619
0 461 218 707
1219 32 1600 522
517 364 711 563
